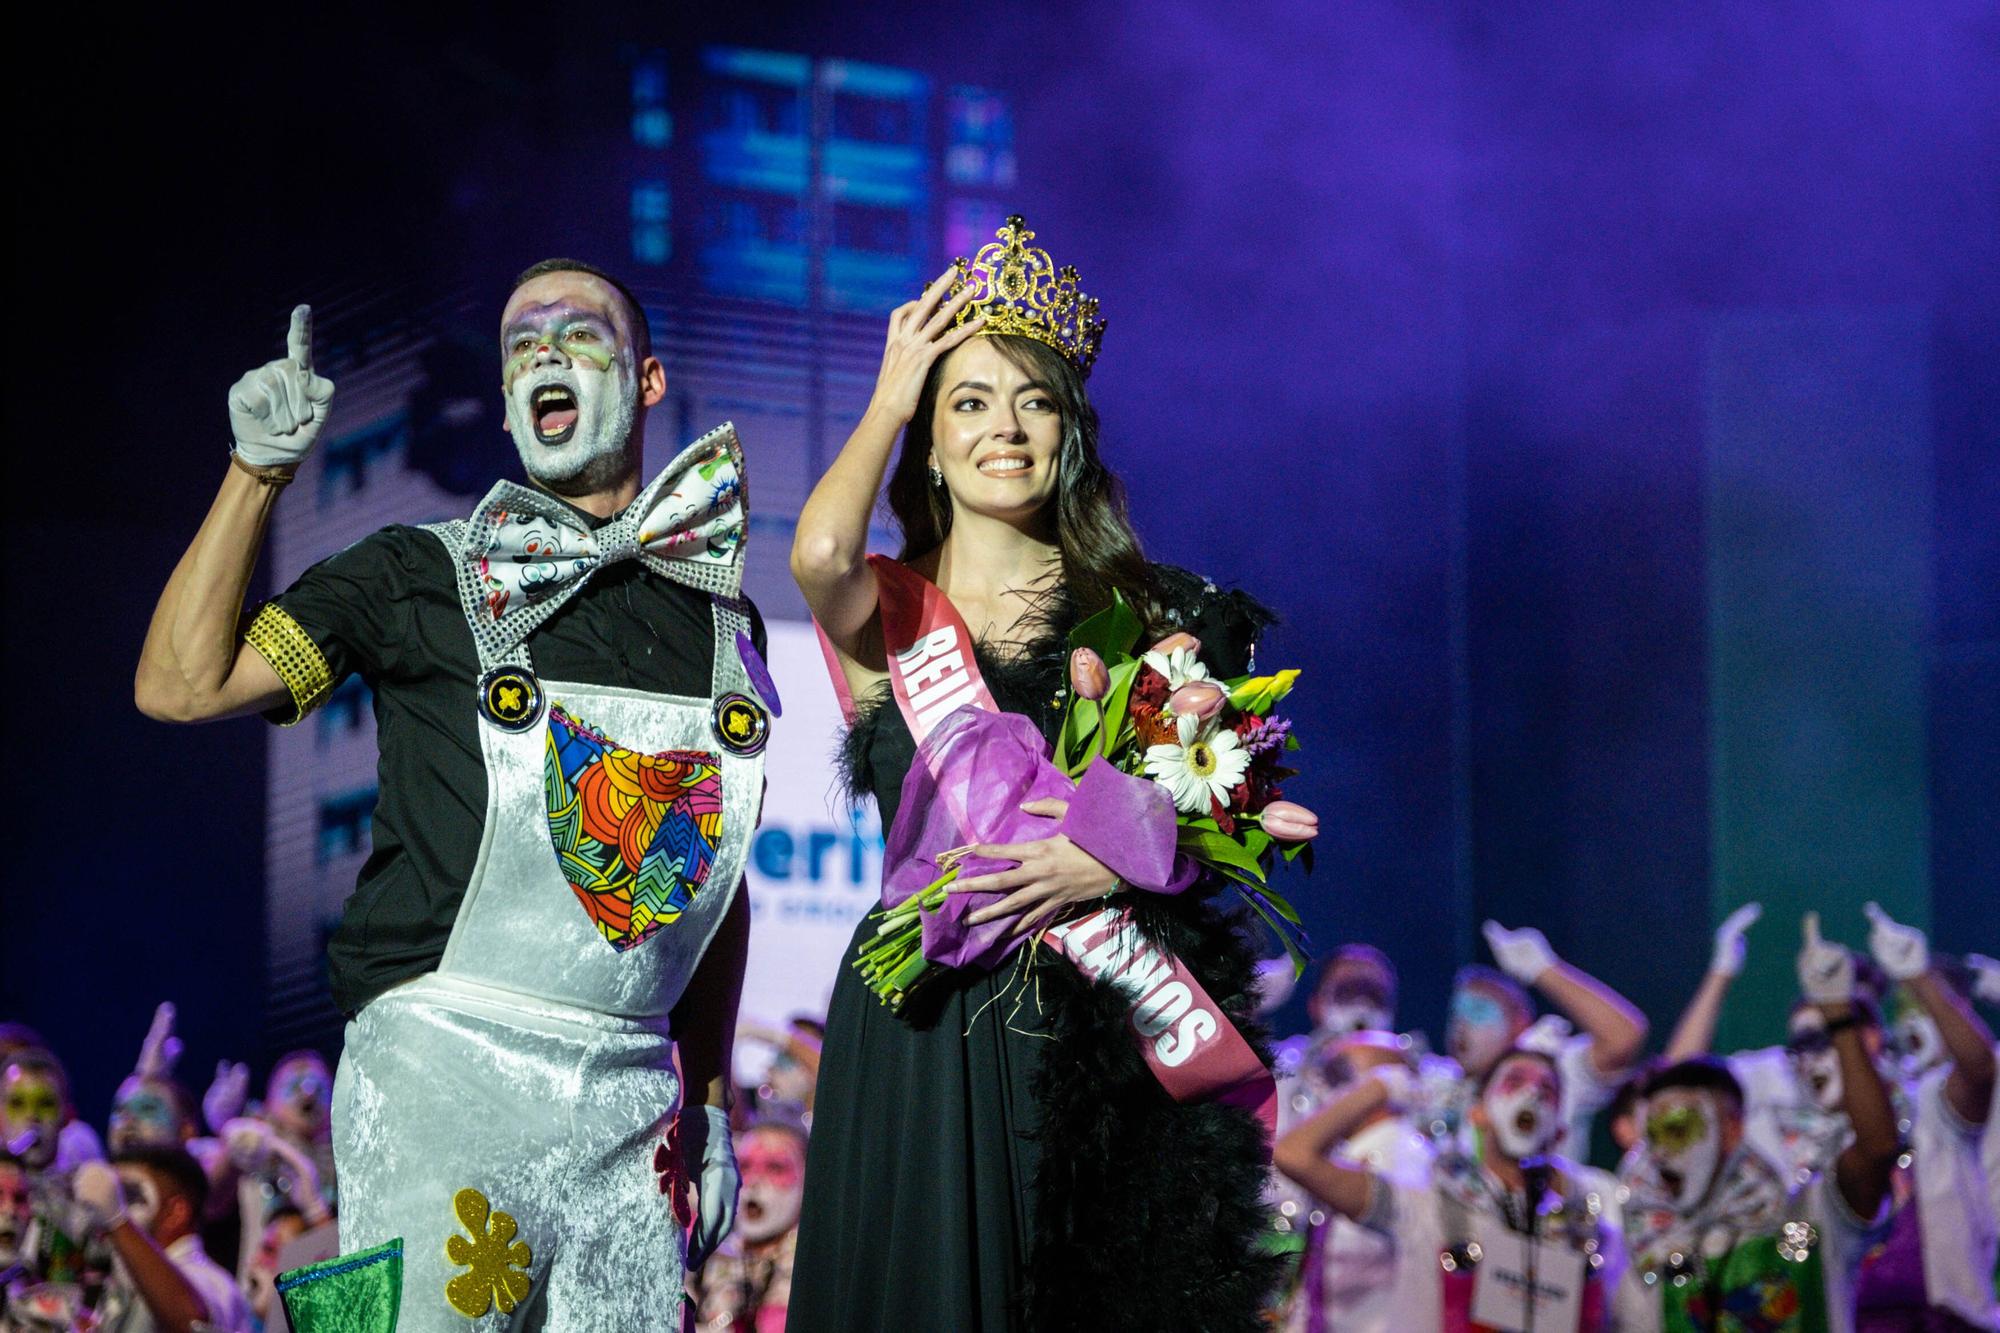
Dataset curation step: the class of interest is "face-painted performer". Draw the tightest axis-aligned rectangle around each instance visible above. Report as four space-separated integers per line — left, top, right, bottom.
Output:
136 259 766 1331
0 1056 71 1173
689 1121 805 1331
1415 921 1650 1162
106 1076 198 1154
1622 916 1908 1333
1277 1048 1643 1331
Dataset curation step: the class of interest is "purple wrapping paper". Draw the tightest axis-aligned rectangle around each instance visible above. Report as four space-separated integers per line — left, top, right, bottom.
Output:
882 709 1195 972
1061 757 1198 896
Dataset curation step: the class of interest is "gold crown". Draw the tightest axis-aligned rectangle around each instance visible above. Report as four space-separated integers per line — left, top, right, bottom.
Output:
948 215 1105 377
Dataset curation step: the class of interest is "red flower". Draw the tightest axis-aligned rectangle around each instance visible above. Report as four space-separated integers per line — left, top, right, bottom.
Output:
1133 665 1170 709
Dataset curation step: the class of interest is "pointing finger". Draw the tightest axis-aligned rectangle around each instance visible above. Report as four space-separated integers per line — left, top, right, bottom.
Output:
287 304 314 371
1803 911 1823 948
1862 901 1890 927
1723 902 1763 933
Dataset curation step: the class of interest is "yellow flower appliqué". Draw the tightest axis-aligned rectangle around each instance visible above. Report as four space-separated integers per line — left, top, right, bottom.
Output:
444 1187 533 1317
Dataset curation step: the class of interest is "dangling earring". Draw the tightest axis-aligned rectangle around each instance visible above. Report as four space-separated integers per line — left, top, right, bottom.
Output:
929 460 944 487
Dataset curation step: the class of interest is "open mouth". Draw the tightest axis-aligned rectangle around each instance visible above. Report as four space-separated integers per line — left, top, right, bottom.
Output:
742 1199 766 1224
1660 1168 1685 1196
532 385 580 445
1515 1110 1539 1135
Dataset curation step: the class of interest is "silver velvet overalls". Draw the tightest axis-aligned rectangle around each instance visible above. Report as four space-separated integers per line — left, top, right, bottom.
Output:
331 533 766 1333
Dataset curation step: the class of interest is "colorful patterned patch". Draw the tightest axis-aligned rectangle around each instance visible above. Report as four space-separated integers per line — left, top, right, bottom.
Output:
544 704 723 951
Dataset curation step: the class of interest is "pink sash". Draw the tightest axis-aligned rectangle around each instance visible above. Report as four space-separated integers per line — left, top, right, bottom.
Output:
817 555 1277 1143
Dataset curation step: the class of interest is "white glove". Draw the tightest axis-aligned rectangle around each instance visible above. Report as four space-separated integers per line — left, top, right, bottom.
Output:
1863 901 1929 982
1515 1013 1574 1058
1797 912 1856 1006
1364 1063 1417 1112
228 305 336 467
134 1001 183 1080
71 1161 129 1235
1251 956 1299 1017
1967 953 2000 1005
679 1104 738 1271
222 1116 277 1172
204 1060 250 1134
1710 902 1763 978
1483 920 1558 985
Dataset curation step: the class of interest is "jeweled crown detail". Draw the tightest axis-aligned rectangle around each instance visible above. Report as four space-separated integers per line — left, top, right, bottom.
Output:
949 215 1105 377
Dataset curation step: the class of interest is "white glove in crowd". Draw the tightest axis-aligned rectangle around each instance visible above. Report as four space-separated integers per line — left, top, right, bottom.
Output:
1709 903 1763 978
70 1161 128 1235
1796 912 1857 1006
1863 901 1930 982
1482 920 1559 985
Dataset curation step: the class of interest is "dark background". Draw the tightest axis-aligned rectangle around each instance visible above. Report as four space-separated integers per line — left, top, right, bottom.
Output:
8 4 1996 1126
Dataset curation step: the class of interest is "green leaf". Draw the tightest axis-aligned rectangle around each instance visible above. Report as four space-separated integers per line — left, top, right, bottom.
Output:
1096 660 1142 763
1069 588 1143 661
1177 826 1269 882
1056 696 1101 772
1234 885 1313 976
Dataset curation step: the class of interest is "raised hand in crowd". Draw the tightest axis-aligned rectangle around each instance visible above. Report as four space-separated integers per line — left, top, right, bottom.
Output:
1664 901 1762 1061
1797 913 1900 1221
1866 902 1995 1125
203 1061 250 1136
1480 919 1649 1078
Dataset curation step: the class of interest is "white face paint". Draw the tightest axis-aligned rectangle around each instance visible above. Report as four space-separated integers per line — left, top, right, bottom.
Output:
505 355 636 493
1480 1058 1562 1161
116 1167 161 1237
1317 1002 1393 1038
500 287 643 496
1892 1009 1944 1078
1643 1089 1725 1210
1788 1010 1844 1112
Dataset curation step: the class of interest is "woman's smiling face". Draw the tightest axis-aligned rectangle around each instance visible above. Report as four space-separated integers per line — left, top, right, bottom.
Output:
928 338 1064 524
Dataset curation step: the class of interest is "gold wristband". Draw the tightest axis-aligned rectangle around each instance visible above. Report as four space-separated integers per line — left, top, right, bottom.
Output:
230 453 299 487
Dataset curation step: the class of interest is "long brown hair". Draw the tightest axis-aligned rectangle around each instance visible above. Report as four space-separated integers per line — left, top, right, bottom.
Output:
884 334 1166 631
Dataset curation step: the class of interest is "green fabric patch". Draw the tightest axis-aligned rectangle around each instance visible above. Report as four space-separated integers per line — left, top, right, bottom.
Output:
1661 1233 1827 1332
278 1238 403 1333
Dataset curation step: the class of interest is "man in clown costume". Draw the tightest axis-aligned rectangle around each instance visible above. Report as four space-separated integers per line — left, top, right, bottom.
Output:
137 260 772 1330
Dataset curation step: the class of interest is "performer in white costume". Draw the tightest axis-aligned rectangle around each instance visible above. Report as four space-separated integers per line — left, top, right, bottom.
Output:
137 261 768 1331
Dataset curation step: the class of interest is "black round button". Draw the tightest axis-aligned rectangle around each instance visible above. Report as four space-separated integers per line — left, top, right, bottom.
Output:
711 692 770 756
479 666 545 732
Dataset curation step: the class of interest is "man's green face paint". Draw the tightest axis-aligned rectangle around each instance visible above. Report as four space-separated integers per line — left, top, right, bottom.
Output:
502 310 618 389
1644 1102 1708 1155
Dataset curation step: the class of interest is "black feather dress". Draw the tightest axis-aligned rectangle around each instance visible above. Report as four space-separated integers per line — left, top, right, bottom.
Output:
789 567 1286 1332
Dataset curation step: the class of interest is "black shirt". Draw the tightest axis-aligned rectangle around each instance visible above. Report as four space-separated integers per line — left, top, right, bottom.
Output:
269 516 765 1017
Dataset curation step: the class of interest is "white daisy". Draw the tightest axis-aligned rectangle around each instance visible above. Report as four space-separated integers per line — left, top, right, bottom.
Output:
1140 645 1215 690
1143 712 1252 815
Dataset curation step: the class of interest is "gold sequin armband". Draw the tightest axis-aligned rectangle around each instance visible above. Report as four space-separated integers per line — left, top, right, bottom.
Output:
242 603 334 726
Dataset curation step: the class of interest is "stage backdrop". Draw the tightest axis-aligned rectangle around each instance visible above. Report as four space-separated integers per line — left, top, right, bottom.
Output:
738 622 881 1030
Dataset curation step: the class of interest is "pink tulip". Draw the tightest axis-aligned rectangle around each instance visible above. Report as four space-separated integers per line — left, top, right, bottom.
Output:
1168 680 1226 720
1069 647 1109 701
1149 631 1202 657
1261 800 1320 842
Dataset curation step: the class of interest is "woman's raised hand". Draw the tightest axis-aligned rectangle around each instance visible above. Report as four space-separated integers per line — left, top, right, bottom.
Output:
866 266 986 427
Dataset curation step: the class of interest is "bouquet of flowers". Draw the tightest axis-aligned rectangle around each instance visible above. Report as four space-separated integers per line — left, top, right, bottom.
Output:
855 592 1317 1009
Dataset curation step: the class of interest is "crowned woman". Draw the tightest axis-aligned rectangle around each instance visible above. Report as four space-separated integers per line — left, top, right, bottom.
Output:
789 218 1285 1330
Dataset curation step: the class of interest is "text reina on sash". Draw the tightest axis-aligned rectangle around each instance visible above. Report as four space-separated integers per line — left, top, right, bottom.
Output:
896 626 983 730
